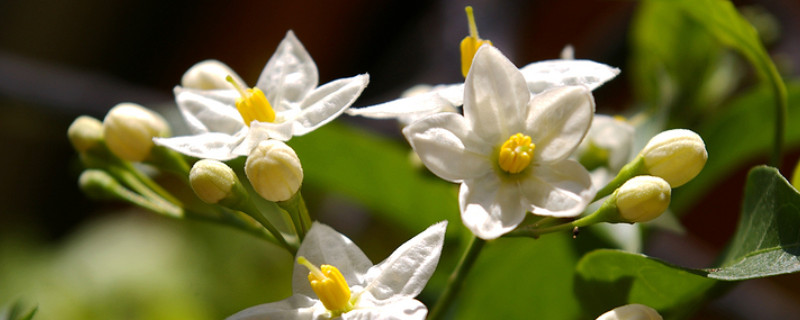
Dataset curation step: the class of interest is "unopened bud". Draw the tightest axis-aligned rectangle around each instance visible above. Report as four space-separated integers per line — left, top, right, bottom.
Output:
181 60 244 90
615 176 671 223
245 140 303 202
639 129 707 188
68 116 104 152
596 304 662 320
189 159 243 205
78 169 121 200
103 102 170 162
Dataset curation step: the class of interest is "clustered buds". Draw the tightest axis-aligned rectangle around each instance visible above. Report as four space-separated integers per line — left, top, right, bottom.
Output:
639 129 707 188
245 140 304 202
103 102 170 162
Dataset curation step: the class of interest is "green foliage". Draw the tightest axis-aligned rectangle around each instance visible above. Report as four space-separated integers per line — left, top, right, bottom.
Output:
575 167 800 318
710 166 800 280
575 250 717 320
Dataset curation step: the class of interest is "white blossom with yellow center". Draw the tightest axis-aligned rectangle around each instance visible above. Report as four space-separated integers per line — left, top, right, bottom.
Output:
154 31 369 161
227 221 447 320
403 46 596 240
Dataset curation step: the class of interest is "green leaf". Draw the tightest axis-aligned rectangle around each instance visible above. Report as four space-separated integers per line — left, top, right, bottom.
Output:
2 300 38 320
709 166 800 280
629 0 732 117
450 236 585 320
574 166 800 318
575 249 718 320
674 0 788 167
289 121 461 235
672 82 800 213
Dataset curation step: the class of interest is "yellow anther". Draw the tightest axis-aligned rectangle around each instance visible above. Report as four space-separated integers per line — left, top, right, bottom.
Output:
613 115 627 122
498 133 536 174
297 256 354 316
460 6 493 78
225 75 276 126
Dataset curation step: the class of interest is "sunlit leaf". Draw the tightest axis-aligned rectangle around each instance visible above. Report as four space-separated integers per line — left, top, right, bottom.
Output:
674 0 788 166
709 166 800 280
575 249 717 320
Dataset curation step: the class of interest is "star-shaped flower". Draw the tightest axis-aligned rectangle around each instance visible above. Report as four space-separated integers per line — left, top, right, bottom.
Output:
227 221 447 320
403 46 596 240
346 50 617 125
155 31 369 160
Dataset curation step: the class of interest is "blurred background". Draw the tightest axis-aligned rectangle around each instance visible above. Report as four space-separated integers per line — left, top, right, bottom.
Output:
1 0 800 319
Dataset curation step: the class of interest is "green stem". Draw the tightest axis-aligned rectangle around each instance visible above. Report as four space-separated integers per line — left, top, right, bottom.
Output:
278 192 311 241
233 200 296 254
767 64 787 168
593 157 646 202
429 236 486 320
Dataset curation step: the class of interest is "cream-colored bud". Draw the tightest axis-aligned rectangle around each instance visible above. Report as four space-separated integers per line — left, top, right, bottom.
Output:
181 60 245 90
103 102 170 162
68 116 104 152
639 129 707 188
595 304 663 320
616 176 671 223
190 159 239 204
245 140 303 202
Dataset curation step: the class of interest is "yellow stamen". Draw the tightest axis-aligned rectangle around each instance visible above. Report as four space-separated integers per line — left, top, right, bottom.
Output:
297 256 354 316
225 75 276 126
498 133 536 174
460 6 493 78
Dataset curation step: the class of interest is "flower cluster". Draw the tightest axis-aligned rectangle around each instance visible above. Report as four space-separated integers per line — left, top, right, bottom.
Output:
67 6 709 319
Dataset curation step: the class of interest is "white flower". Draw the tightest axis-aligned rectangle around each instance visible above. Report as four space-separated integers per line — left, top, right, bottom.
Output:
227 221 447 320
154 31 369 160
403 46 596 240
347 51 618 125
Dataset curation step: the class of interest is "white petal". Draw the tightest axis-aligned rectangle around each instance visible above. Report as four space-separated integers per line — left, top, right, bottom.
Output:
460 174 527 240
520 59 620 94
293 222 374 298
238 121 295 158
153 129 247 161
402 113 493 183
463 46 530 143
526 86 595 163
257 30 319 106
174 87 245 135
225 294 324 320
290 73 369 136
346 87 454 120
343 297 427 320
363 221 447 301
520 160 595 217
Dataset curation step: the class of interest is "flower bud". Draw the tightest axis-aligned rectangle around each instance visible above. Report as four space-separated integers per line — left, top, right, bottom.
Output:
78 169 121 200
68 116 104 152
181 59 244 90
615 176 671 223
595 304 662 320
639 129 707 188
103 102 170 162
189 159 242 204
245 140 303 202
